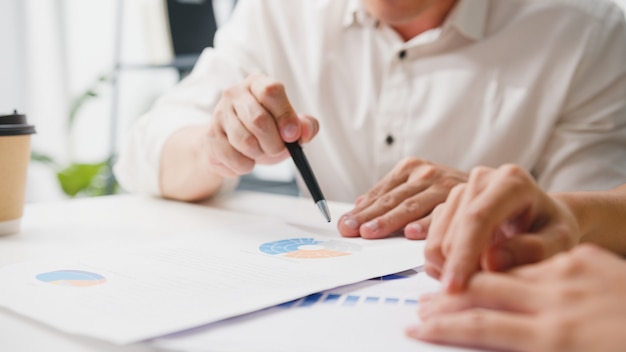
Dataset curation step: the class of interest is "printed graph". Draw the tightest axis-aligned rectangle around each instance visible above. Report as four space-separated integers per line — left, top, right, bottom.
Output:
259 238 362 259
277 292 418 308
277 266 425 309
35 270 107 287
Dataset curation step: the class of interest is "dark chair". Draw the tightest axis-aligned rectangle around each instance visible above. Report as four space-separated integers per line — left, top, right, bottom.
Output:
107 0 224 193
166 0 219 78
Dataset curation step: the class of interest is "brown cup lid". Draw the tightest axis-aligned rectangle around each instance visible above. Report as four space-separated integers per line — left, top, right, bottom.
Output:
0 110 36 136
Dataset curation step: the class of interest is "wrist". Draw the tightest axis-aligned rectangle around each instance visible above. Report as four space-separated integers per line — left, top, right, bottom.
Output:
550 192 588 244
160 125 224 201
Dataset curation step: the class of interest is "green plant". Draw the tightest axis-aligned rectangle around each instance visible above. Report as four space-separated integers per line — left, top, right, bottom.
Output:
31 75 117 198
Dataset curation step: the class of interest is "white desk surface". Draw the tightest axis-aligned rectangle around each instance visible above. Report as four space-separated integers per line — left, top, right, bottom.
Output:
0 191 355 352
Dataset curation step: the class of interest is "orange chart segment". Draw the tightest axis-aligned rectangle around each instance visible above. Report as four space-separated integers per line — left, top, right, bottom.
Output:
259 238 361 259
285 249 350 259
35 270 107 287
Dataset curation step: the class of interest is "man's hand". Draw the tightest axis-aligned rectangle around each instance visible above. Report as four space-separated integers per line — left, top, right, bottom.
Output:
337 157 467 240
409 245 626 352
425 164 579 293
206 74 319 177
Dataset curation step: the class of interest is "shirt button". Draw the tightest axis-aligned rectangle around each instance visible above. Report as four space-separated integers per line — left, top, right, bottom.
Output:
385 135 394 145
398 50 407 60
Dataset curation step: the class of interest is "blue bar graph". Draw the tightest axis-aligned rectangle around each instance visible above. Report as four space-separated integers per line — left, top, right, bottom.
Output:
277 292 418 309
300 293 323 307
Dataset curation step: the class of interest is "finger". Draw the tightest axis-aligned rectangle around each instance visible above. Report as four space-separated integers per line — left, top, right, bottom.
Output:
230 88 283 156
205 160 238 179
337 213 360 238
358 185 447 239
207 119 256 175
221 102 266 159
211 140 255 175
408 309 536 352
249 76 300 143
404 213 431 240
424 185 466 281
350 158 425 214
508 243 613 282
297 114 319 143
423 262 442 280
483 227 572 272
570 243 623 266
441 171 538 293
352 182 437 239
419 273 540 320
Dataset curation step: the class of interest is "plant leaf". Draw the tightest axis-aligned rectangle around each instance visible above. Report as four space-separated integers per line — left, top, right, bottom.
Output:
56 162 108 197
67 90 98 129
30 151 59 168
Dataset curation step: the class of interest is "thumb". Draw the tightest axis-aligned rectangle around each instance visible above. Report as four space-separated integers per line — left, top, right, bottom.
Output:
297 114 319 143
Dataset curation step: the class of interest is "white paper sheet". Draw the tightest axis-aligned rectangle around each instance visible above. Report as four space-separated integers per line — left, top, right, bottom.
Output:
0 222 424 344
151 267 482 352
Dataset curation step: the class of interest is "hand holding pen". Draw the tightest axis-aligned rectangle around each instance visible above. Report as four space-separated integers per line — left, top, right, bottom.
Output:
206 74 328 220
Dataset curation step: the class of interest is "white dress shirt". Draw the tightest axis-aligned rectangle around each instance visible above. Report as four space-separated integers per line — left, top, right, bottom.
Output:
114 0 626 203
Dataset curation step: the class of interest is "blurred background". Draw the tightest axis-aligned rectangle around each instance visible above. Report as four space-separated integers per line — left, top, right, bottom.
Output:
1 0 625 203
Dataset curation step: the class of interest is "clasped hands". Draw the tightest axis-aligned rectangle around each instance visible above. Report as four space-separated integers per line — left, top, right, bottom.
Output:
407 165 621 352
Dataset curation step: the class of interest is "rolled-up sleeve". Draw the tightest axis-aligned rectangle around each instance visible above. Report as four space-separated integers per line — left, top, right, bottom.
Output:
114 0 269 196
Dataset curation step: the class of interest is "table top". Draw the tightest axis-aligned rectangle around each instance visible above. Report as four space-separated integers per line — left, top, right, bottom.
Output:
0 191 353 352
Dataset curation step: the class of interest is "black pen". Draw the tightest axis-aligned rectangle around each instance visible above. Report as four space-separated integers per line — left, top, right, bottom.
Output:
285 142 331 222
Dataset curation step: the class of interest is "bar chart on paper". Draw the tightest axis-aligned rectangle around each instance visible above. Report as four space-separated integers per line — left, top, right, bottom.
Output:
151 266 456 352
277 268 422 308
278 291 419 308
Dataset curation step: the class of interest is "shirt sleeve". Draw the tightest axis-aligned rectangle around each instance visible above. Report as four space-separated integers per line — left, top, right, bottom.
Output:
113 0 269 196
534 3 626 192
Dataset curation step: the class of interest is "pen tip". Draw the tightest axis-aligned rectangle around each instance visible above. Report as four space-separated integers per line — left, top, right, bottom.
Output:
316 200 331 223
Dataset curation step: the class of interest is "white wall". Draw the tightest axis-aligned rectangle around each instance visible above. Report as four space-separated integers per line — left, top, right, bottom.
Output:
0 0 26 113
15 0 238 202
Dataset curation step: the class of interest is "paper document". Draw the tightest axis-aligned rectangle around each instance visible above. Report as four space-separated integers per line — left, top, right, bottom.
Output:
0 222 424 344
152 266 482 352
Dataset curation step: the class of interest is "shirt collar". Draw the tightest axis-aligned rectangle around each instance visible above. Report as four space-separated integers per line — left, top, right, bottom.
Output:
343 0 375 29
343 0 489 41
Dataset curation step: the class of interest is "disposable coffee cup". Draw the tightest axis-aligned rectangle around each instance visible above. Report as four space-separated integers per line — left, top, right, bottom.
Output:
0 111 36 236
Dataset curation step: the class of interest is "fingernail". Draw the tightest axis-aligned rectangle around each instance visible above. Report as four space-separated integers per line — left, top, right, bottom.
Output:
363 219 379 232
281 123 298 140
417 298 430 313
406 223 424 237
491 248 514 270
342 216 359 230
418 301 435 320
418 292 436 304
306 118 317 136
405 325 420 338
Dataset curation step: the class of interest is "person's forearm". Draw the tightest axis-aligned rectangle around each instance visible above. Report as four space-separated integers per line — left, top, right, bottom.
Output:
159 126 225 202
553 184 626 256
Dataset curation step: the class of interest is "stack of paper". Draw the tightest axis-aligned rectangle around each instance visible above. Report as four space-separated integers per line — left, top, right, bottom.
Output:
0 222 425 345
151 266 477 352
